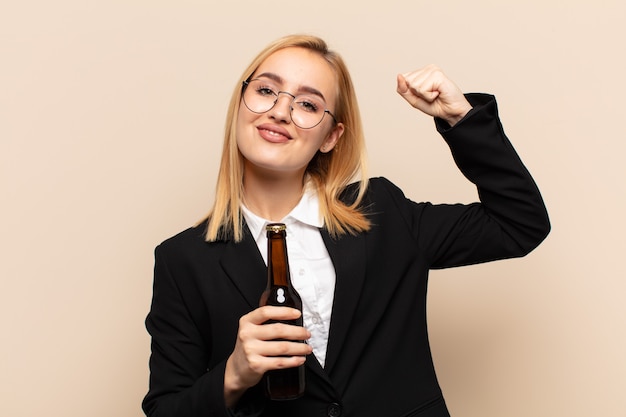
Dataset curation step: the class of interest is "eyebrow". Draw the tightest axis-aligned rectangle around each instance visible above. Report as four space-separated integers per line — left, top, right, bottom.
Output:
254 72 327 102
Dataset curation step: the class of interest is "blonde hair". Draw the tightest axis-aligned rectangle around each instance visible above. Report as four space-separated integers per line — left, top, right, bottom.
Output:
203 34 370 242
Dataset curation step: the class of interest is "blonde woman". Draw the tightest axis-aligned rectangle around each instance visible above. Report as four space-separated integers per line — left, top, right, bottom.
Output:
143 34 550 417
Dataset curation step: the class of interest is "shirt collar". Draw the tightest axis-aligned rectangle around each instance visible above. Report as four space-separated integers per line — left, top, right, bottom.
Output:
242 184 323 243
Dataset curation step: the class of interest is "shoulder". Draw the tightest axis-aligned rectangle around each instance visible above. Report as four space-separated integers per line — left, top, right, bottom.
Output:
341 177 424 224
159 222 207 247
367 177 404 195
341 177 410 205
155 221 219 261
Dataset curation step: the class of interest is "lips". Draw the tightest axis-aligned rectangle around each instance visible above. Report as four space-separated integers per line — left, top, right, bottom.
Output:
257 123 292 142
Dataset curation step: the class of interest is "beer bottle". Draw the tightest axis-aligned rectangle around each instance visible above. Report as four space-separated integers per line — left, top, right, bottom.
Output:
258 223 305 400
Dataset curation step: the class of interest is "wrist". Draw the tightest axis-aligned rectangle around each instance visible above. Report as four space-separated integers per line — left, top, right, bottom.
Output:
445 103 473 127
224 357 248 408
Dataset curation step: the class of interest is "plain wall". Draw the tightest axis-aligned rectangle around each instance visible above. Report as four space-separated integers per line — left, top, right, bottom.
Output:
2 1 624 416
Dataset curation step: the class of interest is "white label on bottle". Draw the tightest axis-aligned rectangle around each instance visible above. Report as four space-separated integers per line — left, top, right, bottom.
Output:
277 288 286 304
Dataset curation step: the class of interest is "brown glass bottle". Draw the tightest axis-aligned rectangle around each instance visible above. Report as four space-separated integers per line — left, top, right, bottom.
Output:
258 223 305 400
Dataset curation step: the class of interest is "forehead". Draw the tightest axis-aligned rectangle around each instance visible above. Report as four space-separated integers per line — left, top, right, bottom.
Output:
254 47 338 99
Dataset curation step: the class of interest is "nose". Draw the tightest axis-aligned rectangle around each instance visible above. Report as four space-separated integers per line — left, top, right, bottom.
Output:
267 91 294 123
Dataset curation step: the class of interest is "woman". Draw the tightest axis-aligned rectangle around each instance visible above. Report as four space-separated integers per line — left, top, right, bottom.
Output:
143 34 550 417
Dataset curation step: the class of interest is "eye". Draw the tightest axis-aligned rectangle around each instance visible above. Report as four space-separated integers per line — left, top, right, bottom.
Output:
256 85 277 97
294 96 321 113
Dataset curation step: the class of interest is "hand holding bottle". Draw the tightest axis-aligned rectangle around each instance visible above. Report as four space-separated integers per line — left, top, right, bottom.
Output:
224 306 311 407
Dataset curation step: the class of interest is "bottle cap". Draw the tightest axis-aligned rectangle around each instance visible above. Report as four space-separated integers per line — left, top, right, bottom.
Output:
266 223 286 233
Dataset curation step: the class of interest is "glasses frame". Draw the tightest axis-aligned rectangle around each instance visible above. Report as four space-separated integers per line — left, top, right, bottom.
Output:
242 79 338 129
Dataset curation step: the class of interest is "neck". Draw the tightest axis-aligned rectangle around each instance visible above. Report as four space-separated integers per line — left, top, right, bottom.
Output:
242 166 306 221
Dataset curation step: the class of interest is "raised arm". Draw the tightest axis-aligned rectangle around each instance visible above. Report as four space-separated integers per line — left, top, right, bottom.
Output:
391 65 550 267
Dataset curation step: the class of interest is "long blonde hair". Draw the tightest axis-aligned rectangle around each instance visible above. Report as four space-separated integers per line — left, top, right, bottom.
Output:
203 34 370 242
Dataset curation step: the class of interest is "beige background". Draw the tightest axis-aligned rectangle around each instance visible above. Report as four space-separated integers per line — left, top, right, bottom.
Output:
2 1 625 416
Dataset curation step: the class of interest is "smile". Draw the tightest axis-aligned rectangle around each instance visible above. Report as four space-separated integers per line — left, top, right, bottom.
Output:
257 124 292 142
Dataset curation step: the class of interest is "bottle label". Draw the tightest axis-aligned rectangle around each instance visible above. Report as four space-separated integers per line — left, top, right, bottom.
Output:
276 288 286 303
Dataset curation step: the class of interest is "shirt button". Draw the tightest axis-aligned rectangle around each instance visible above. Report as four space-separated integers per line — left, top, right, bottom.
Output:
299 268 305 276
327 403 342 417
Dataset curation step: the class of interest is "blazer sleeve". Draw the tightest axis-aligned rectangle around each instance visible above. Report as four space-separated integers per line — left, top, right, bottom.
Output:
382 93 550 269
142 243 233 417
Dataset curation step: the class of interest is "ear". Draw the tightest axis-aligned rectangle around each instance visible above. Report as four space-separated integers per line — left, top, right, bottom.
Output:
320 123 344 153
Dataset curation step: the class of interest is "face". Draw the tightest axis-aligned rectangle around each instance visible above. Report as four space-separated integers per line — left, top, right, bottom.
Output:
236 47 344 179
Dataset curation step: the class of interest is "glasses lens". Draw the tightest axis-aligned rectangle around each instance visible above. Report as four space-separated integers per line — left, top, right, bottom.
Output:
243 79 328 129
243 80 278 114
291 95 326 129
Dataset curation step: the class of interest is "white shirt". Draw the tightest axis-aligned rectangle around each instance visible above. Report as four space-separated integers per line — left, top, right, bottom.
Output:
242 188 335 367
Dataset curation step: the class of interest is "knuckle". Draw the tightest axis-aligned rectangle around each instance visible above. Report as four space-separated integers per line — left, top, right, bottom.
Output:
238 326 251 340
276 342 291 355
241 342 255 356
248 358 264 373
274 357 290 369
257 306 273 322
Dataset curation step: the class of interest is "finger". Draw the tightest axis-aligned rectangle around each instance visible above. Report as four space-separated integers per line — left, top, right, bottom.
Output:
246 306 302 325
411 65 465 104
259 354 308 372
237 338 311 376
256 321 311 342
231 336 310 374
398 72 440 107
401 64 438 90
237 354 307 382
415 88 440 103
408 73 441 102
268 354 308 368
260 339 313 358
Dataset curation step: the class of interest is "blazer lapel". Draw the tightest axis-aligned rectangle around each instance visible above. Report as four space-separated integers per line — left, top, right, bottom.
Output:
218 226 267 309
321 228 367 374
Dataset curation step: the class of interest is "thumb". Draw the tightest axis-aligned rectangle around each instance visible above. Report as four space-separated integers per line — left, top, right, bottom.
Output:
396 73 410 96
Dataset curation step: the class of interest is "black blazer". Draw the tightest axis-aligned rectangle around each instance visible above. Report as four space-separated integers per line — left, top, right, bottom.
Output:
143 94 550 417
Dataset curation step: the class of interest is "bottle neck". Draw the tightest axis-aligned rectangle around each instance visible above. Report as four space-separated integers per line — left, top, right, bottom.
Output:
267 231 290 287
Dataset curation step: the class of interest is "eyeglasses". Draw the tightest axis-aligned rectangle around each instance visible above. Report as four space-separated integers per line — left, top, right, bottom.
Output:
242 79 338 129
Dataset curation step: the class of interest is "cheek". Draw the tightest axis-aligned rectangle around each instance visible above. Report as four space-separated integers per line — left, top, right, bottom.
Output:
306 127 332 149
235 110 256 146
236 107 249 132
